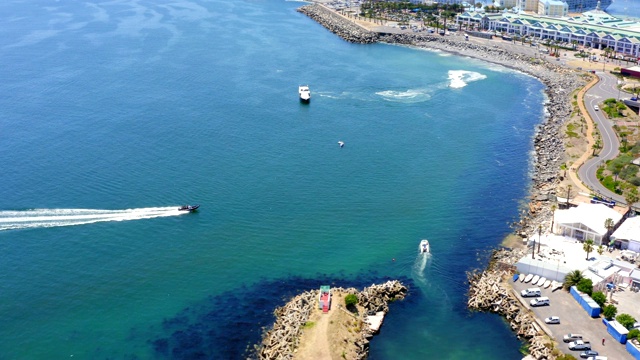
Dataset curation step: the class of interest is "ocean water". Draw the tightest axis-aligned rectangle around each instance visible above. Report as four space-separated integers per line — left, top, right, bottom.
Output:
0 0 545 359
607 0 640 18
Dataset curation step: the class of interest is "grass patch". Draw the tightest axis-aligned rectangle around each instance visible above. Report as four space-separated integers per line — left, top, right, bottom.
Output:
303 321 316 329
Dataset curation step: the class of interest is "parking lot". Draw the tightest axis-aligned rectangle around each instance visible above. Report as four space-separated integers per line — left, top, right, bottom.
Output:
512 280 634 359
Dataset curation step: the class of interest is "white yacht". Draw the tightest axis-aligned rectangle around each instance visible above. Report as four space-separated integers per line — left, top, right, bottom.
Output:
299 85 311 102
419 239 430 254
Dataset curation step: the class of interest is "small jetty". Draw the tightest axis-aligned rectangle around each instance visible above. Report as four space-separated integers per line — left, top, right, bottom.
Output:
256 280 407 360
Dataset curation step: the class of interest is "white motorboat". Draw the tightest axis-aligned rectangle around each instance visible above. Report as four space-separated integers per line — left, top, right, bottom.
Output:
524 274 533 283
537 277 547 286
543 280 551 289
299 85 311 102
419 239 430 254
520 274 527 282
338 141 344 148
531 275 540 284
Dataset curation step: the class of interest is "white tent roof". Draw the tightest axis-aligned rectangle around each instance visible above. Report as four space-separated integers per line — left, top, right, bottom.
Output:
554 203 622 235
612 216 640 242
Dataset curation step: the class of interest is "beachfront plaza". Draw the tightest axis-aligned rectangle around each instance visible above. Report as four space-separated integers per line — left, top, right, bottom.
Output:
456 8 640 58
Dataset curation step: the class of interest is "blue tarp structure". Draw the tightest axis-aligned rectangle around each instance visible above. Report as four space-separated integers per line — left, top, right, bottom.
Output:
604 319 629 344
569 286 601 317
625 340 640 359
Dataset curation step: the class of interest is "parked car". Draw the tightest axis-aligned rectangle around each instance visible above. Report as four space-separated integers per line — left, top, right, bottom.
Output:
580 350 598 358
594 105 599 111
530 297 550 307
569 340 591 350
564 333 583 342
586 356 607 360
545 316 560 324
521 288 541 297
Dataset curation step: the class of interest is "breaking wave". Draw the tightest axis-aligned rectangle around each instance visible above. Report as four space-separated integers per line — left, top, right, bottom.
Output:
448 70 487 89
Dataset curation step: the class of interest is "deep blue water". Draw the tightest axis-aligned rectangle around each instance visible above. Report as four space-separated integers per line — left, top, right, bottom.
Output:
0 0 545 358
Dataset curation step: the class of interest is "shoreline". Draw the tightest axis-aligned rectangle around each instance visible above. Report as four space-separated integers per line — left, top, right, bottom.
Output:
255 4 596 358
298 3 588 235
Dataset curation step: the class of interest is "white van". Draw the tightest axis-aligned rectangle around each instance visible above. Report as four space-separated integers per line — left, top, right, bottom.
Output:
530 297 550 307
521 288 541 297
563 333 583 342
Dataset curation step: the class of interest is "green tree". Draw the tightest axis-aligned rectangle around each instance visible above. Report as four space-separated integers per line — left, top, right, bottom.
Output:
625 187 639 213
592 138 601 156
603 304 617 320
616 313 637 329
564 270 584 290
628 328 640 340
344 294 358 309
577 278 593 296
583 239 594 260
591 291 606 307
597 245 604 255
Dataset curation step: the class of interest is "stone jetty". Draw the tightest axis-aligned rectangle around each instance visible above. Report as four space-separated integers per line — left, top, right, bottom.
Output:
257 280 407 360
467 248 559 359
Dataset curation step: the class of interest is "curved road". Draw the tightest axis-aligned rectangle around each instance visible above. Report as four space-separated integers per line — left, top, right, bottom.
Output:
578 71 625 203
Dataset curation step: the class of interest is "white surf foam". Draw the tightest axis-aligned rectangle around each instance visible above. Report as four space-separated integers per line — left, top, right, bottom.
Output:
0 206 189 231
376 88 431 103
447 70 487 89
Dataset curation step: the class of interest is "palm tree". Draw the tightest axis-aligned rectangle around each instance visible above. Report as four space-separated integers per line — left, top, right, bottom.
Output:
592 138 601 156
583 239 594 260
550 203 557 232
624 187 639 214
597 245 604 255
564 270 584 290
604 218 614 235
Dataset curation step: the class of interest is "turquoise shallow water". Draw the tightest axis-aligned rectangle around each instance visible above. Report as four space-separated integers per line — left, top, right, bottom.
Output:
0 0 544 358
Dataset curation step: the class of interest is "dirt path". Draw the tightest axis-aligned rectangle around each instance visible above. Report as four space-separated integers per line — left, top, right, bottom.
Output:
295 311 331 360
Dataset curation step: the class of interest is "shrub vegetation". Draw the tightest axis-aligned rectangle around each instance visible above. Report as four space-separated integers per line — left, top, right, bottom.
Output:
591 291 606 307
577 278 593 296
603 304 617 320
616 313 637 329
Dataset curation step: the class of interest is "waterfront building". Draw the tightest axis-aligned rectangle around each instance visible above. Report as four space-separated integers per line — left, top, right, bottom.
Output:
610 216 640 252
456 10 640 57
537 0 568 17
552 203 622 245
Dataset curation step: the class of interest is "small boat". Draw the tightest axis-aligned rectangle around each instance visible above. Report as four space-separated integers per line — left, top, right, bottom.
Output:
520 274 527 282
531 275 540 284
543 280 551 289
338 141 344 148
299 85 311 102
537 277 547 286
524 274 533 283
178 204 200 212
513 274 520 282
419 239 430 254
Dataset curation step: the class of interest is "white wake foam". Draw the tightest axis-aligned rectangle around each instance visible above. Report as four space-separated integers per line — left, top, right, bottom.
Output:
376 88 431 103
0 207 189 231
447 70 487 89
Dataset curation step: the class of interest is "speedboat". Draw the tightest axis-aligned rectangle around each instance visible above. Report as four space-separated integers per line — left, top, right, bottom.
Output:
524 274 533 283
520 274 527 282
299 85 311 102
178 204 200 212
537 277 547 286
419 239 430 254
338 141 344 148
531 275 540 284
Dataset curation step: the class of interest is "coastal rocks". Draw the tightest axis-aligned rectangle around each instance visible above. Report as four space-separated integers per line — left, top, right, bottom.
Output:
256 281 407 360
468 249 557 359
297 5 378 44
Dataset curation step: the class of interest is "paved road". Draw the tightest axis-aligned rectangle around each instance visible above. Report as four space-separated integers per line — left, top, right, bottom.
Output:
512 280 634 359
579 71 625 203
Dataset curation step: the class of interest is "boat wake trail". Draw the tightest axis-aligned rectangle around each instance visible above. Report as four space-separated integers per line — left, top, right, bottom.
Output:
412 253 432 287
0 207 188 231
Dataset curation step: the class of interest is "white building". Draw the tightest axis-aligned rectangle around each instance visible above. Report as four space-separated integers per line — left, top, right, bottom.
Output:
611 216 640 252
455 11 640 57
553 203 623 245
537 0 568 17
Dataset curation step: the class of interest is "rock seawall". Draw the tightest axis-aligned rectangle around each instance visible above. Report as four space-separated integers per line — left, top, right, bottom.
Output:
467 249 557 359
297 5 378 43
257 280 407 360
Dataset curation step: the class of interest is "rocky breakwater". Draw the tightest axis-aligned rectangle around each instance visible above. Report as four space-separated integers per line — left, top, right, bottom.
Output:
297 4 378 44
257 280 407 360
468 248 558 359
